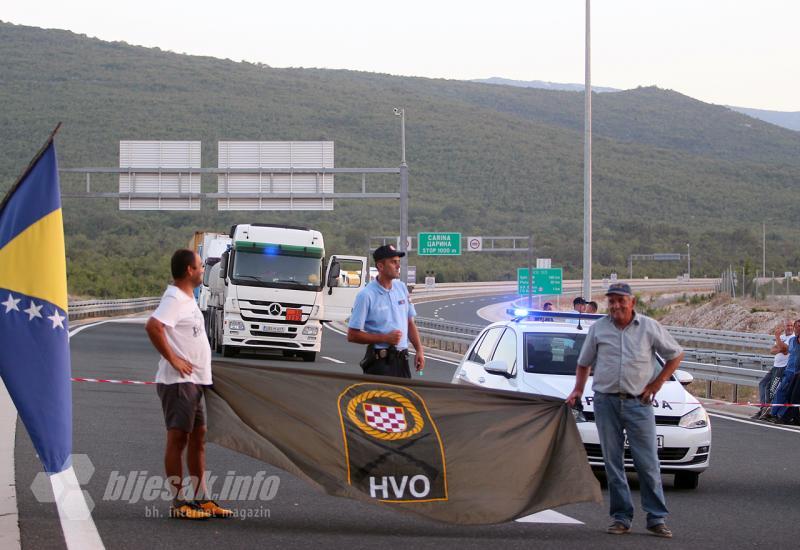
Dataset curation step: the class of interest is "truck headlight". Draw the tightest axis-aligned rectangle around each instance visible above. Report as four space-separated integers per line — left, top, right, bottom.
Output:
228 320 245 331
678 407 709 429
302 326 319 336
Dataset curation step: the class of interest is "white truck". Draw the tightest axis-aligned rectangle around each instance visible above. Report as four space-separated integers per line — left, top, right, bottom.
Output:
194 232 232 313
206 223 366 361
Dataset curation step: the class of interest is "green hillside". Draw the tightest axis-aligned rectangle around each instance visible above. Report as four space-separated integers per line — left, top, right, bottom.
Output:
1 21 799 297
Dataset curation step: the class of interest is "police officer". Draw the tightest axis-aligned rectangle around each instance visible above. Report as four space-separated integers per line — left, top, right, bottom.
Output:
347 244 425 378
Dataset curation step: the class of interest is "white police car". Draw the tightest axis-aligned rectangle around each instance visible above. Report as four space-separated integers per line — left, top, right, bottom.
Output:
450 309 711 489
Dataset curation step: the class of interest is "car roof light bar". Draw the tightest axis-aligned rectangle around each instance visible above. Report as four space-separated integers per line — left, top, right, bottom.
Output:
506 308 605 323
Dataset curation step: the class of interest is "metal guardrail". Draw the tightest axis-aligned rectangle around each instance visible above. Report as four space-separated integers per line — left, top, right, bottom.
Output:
414 316 766 388
68 297 161 320
664 326 774 350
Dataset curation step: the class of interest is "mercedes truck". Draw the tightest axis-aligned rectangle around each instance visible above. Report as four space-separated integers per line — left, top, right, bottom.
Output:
206 223 366 361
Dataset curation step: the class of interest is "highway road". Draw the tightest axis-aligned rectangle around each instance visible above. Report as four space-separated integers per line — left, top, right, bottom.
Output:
13 294 800 549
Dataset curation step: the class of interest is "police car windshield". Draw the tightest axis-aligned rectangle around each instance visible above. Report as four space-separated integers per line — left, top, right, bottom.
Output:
524 332 587 375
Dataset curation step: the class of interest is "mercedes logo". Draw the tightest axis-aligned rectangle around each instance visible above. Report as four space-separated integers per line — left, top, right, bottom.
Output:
268 303 282 316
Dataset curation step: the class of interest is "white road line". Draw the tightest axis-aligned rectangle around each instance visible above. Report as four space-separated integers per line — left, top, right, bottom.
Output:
51 467 104 549
0 379 20 550
322 356 345 364
709 412 800 433
322 324 462 366
515 509 583 524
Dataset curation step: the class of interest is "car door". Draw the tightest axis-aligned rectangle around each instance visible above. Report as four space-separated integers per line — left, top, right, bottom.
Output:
456 327 505 387
321 255 367 321
479 328 519 391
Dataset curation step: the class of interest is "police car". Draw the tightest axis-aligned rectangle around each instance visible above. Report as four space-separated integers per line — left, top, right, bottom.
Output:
450 309 711 489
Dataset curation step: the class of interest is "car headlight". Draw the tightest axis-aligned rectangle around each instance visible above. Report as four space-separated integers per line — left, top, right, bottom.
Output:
228 320 245 331
678 407 709 429
302 326 319 336
571 408 587 423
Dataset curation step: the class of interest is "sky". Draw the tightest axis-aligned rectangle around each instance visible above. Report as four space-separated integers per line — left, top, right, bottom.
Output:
3 0 798 111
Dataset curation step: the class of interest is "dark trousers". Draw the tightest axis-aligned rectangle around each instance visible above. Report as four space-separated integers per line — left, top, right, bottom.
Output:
360 345 411 379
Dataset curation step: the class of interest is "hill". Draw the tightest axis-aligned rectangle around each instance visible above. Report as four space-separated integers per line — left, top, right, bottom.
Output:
1 21 799 297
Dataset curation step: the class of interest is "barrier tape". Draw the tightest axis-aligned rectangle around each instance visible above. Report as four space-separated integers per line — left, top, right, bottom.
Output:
71 377 155 385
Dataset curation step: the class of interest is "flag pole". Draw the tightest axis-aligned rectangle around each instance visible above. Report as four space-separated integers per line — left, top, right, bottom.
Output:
0 122 62 215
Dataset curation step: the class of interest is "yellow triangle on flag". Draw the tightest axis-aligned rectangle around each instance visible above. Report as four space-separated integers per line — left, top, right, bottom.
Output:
0 208 68 312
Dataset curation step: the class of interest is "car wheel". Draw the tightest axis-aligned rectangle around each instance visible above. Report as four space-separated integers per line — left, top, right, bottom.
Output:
222 345 238 358
300 351 316 362
674 471 699 490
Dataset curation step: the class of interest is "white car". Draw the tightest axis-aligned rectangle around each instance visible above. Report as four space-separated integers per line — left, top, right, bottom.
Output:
450 310 711 489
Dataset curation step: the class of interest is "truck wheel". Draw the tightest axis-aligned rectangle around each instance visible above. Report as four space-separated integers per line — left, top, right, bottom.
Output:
300 351 317 362
674 472 699 490
222 345 238 358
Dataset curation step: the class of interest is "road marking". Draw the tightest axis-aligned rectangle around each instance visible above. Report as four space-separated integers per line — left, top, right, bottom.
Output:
322 324 462 367
0 379 20 550
515 510 583 524
322 356 345 364
709 412 800 433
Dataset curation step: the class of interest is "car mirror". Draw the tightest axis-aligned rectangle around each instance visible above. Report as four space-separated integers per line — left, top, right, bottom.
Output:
484 359 513 378
674 369 694 386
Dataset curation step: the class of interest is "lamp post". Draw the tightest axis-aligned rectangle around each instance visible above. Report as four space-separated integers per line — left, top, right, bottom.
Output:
582 0 592 299
394 107 409 284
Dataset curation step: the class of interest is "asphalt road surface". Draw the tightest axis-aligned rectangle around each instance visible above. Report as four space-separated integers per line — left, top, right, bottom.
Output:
14 306 800 549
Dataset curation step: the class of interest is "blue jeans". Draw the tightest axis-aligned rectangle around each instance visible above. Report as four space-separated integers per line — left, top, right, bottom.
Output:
771 369 796 417
593 392 669 528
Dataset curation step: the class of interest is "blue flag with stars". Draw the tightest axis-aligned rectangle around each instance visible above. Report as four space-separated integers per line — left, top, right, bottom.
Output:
0 134 72 474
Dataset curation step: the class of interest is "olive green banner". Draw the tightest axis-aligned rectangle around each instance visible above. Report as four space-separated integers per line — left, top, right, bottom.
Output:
206 361 601 525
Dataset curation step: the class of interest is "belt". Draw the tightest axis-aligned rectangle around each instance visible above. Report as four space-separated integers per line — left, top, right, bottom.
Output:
598 391 639 399
374 348 408 360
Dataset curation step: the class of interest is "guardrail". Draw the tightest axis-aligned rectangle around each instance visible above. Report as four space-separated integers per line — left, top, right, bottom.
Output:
68 297 161 320
664 326 774 351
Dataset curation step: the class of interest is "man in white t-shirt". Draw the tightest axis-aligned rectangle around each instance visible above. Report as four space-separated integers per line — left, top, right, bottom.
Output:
145 249 232 520
753 320 793 419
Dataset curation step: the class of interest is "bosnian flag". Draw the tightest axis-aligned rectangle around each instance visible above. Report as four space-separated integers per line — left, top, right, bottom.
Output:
0 129 71 473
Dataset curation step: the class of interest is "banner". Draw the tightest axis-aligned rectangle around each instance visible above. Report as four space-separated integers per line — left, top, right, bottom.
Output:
207 362 601 524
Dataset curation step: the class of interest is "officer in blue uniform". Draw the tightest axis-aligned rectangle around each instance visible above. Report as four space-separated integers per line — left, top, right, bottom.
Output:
347 244 425 378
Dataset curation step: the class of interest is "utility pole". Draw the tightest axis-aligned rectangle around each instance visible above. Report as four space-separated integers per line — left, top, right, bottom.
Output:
687 243 691 280
762 222 766 279
395 107 409 284
582 0 592 300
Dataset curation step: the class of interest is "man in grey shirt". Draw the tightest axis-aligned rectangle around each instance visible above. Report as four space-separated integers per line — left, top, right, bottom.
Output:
566 282 684 539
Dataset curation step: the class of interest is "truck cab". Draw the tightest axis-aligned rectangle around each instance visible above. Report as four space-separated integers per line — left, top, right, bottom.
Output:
207 223 366 361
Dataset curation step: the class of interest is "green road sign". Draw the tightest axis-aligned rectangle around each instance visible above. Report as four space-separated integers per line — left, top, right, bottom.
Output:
517 267 563 295
417 232 462 256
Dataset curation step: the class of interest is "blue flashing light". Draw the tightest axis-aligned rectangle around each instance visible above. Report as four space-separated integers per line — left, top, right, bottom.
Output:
513 308 529 317
263 245 280 256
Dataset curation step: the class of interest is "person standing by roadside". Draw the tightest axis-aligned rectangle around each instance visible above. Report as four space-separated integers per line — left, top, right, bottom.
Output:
145 249 233 520
573 297 586 313
347 244 425 378
767 318 800 423
753 320 792 420
566 282 684 538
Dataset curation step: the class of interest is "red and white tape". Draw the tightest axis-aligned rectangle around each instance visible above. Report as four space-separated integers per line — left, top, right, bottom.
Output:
71 377 155 385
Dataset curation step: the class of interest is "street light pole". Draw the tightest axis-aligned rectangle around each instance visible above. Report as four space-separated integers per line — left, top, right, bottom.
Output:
395 108 409 284
582 0 592 299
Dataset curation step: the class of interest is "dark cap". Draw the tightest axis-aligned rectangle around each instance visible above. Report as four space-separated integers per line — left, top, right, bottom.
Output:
606 282 633 297
573 296 586 306
373 244 406 262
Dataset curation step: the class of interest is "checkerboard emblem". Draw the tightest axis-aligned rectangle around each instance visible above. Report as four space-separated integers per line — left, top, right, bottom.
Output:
363 403 407 433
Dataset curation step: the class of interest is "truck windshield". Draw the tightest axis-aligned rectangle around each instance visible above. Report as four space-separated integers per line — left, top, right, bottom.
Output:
231 250 322 290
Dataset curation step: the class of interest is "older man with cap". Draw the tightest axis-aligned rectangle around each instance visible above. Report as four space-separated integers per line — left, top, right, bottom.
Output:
347 244 425 378
566 282 684 539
